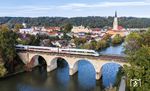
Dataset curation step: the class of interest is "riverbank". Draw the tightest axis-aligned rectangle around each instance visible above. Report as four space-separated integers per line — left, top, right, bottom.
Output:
0 69 26 79
0 65 44 79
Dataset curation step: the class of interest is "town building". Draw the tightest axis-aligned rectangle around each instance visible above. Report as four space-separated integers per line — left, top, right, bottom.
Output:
19 28 34 34
71 25 92 33
91 28 101 35
44 27 61 32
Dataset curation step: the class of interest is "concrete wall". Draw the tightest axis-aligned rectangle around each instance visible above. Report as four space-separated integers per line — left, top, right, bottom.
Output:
18 52 127 80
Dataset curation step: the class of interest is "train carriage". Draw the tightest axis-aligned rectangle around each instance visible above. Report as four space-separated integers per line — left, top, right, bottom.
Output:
15 45 99 56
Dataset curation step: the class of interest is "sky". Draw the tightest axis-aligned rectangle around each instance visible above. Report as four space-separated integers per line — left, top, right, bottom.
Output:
0 0 150 17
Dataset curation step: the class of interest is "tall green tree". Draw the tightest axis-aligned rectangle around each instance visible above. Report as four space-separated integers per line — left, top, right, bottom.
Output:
0 26 17 72
63 23 73 33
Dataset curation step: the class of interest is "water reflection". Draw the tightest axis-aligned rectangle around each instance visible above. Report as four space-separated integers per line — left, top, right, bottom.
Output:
77 60 96 91
55 60 70 91
100 43 125 55
0 60 121 91
102 63 121 88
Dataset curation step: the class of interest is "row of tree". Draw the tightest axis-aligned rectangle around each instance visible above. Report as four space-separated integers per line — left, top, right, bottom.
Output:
0 17 150 28
81 40 109 51
74 34 123 50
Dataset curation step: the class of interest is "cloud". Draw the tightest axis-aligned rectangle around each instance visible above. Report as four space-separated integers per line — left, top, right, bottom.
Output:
1 1 150 12
60 1 150 9
0 1 150 16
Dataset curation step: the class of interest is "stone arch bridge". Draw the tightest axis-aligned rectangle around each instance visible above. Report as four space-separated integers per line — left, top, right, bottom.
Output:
18 51 128 80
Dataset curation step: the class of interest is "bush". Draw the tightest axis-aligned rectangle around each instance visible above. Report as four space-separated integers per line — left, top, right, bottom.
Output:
112 34 123 45
96 40 108 50
0 63 7 77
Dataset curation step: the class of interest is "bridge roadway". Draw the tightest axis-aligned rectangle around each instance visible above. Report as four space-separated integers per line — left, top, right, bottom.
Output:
17 50 128 80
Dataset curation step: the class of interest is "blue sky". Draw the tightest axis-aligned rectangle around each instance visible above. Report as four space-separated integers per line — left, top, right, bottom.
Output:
0 0 150 17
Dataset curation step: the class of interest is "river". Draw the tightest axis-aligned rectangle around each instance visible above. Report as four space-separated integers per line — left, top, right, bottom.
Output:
100 43 125 56
0 44 124 91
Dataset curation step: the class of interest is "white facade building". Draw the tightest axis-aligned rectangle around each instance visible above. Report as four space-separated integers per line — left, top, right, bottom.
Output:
19 28 34 34
71 25 92 33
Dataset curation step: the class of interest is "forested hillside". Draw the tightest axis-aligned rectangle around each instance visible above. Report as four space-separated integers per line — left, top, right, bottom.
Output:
0 16 150 28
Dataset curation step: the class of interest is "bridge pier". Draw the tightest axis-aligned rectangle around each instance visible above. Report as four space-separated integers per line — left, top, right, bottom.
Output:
47 59 58 72
96 72 101 80
47 65 57 72
69 68 78 75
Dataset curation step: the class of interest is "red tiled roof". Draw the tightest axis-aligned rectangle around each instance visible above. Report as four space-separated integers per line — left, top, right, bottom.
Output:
118 26 123 30
91 28 101 31
46 27 60 30
48 31 58 35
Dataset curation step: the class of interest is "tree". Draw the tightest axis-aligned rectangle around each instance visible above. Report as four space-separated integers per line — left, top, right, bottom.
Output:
0 17 150 28
81 40 97 50
124 46 150 91
63 23 73 33
74 37 87 47
81 43 91 49
124 29 150 91
103 34 111 41
112 34 123 45
124 32 142 54
0 26 17 73
89 40 97 50
96 40 108 50
0 24 9 31
14 24 23 32
28 35 40 46
0 63 7 77
17 34 40 46
141 29 150 46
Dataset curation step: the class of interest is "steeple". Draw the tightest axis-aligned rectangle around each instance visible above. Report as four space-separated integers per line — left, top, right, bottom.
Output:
113 11 118 30
115 11 117 17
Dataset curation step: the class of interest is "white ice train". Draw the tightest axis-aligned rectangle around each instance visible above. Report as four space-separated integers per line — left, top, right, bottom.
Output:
16 45 100 56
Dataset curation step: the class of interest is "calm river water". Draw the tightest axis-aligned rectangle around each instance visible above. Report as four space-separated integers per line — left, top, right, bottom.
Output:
100 43 125 56
0 61 120 91
0 44 123 91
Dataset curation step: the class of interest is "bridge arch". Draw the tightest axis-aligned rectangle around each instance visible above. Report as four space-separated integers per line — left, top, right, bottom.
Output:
71 59 97 78
100 61 124 71
100 62 123 87
27 55 47 71
47 56 70 72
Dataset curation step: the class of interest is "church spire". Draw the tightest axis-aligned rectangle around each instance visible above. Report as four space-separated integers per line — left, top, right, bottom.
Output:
113 11 118 30
115 11 117 17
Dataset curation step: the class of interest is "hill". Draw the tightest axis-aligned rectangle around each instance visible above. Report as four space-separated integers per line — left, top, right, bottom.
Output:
0 16 150 28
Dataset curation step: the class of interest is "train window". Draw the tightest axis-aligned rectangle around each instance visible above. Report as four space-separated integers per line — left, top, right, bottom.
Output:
87 52 94 54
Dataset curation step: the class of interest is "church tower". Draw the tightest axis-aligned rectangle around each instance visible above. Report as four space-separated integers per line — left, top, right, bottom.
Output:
113 11 118 30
